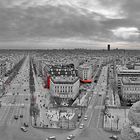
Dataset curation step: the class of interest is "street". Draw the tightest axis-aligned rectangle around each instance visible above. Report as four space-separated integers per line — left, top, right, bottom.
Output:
75 66 112 140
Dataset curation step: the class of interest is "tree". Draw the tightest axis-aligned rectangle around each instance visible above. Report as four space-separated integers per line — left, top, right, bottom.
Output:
31 104 40 126
116 115 120 129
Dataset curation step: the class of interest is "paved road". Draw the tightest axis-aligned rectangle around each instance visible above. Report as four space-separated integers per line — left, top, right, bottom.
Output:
75 66 112 140
0 56 30 127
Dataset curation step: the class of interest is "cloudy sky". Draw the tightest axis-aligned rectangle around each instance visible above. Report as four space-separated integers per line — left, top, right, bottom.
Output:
0 0 140 49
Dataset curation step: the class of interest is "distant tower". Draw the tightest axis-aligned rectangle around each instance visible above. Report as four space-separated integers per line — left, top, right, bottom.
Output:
107 44 110 51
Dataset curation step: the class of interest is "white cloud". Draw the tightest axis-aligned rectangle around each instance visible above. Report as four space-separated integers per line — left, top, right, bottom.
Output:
111 27 140 39
71 0 125 19
0 0 125 19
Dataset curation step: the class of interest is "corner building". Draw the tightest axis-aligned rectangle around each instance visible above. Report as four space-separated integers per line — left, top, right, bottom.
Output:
50 76 80 106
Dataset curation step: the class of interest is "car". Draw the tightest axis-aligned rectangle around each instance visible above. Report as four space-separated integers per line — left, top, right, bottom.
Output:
79 124 84 129
84 116 88 121
66 136 71 140
21 104 24 108
46 136 56 140
20 115 23 118
21 126 27 132
25 98 28 101
109 135 118 140
69 134 75 139
14 115 18 120
24 122 29 127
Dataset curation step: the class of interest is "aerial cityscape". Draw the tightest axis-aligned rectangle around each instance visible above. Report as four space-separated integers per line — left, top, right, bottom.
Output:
0 48 139 140
0 0 140 140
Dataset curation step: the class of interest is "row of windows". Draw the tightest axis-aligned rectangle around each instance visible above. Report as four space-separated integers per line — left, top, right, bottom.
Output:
54 86 73 93
51 68 74 71
123 94 140 99
123 87 140 91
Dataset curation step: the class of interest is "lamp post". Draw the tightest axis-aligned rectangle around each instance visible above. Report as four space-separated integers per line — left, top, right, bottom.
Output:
68 114 70 129
111 117 112 131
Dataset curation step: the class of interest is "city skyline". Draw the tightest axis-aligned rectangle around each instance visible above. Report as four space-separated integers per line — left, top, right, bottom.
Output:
0 0 140 49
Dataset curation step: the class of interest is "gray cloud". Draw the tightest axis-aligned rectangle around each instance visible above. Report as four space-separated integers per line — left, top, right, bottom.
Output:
0 0 139 49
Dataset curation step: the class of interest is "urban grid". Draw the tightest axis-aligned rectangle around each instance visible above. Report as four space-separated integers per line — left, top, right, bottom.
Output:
0 48 139 140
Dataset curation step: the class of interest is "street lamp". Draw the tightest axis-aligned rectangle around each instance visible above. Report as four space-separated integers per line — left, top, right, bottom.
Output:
68 114 70 129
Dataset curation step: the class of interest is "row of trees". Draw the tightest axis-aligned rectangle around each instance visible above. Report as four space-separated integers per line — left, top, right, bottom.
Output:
4 57 26 86
29 57 40 126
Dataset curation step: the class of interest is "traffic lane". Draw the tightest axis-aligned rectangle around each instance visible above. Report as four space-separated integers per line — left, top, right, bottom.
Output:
76 128 111 140
0 125 43 140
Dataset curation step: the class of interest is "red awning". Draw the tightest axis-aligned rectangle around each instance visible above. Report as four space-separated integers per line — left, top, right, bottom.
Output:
80 79 92 83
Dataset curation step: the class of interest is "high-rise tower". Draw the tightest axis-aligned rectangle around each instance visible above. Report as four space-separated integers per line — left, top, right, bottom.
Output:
107 44 110 51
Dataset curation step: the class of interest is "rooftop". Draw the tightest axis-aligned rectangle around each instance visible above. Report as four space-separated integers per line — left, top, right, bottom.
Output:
121 77 140 85
51 76 79 84
117 65 140 73
79 63 92 69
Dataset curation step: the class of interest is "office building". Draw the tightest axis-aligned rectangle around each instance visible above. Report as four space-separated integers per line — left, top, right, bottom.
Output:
107 44 110 51
44 64 76 89
78 63 93 83
120 77 140 103
0 59 6 77
116 65 140 92
50 76 80 105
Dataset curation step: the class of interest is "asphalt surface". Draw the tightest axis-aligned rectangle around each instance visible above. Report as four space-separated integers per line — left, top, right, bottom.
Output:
0 56 30 127
75 66 113 140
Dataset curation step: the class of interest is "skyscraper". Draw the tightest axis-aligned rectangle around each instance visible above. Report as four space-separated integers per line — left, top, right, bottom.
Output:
107 44 110 51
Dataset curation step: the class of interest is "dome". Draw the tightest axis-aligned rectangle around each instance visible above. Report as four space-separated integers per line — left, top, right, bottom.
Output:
128 101 140 125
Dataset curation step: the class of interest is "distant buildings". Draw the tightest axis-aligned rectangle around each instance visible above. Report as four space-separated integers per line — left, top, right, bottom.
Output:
107 44 110 51
78 63 93 83
0 59 6 76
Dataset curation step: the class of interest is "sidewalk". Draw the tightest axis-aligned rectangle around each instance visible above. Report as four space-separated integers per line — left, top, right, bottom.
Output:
103 108 129 132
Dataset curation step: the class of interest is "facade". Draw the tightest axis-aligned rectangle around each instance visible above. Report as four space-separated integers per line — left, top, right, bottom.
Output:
78 64 93 83
0 59 6 77
116 65 140 92
44 63 76 89
50 76 80 105
134 63 140 70
120 77 140 103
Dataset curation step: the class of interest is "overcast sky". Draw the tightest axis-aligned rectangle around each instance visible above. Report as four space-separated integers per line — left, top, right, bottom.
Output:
0 0 140 49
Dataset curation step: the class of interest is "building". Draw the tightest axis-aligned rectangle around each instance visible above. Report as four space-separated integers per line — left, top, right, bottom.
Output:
44 63 76 89
78 63 93 83
0 59 6 77
107 44 110 51
120 77 140 103
50 76 80 106
116 65 140 92
134 63 140 70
